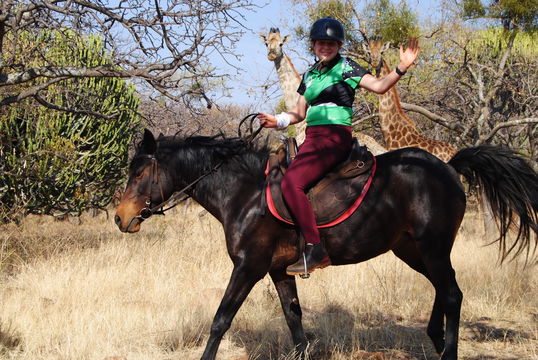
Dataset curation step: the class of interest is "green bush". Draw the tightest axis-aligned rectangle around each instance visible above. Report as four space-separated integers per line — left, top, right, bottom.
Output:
0 31 141 221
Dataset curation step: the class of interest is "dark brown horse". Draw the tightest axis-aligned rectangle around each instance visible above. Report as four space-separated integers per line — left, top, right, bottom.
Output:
115 129 537 360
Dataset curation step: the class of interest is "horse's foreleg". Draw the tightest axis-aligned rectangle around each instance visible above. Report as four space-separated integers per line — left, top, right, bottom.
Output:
200 264 265 360
270 270 308 356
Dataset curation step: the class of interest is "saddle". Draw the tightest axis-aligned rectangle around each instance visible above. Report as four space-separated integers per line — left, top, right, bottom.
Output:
265 137 376 228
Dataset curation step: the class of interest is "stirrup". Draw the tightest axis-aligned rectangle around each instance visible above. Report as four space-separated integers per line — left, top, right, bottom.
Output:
299 252 310 279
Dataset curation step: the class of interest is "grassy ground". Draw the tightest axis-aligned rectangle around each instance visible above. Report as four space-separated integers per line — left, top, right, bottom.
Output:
0 205 536 360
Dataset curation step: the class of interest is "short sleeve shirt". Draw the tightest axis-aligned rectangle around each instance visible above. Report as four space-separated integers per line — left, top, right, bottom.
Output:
297 54 369 126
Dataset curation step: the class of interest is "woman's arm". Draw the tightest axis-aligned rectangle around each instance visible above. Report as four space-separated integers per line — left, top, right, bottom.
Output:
258 95 307 129
359 38 419 95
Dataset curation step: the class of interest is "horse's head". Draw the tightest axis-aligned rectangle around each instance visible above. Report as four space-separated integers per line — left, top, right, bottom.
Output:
115 129 175 233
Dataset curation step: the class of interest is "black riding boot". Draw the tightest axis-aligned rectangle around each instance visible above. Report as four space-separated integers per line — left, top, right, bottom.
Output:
286 243 331 277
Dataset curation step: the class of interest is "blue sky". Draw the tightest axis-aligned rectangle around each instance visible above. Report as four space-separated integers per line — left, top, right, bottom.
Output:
216 0 444 111
216 0 304 110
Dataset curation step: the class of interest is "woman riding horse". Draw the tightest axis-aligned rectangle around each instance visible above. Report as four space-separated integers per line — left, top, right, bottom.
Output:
115 127 537 360
257 17 419 276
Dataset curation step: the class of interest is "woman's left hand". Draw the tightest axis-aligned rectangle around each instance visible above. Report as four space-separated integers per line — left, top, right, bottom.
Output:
399 38 420 71
257 113 277 128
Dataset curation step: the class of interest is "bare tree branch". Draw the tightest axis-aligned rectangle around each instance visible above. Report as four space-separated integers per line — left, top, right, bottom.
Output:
399 102 466 133
352 113 379 126
0 0 258 112
480 118 538 144
0 77 66 106
34 94 118 120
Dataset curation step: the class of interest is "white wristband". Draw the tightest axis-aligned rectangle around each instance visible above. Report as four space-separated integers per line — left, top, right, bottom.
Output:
275 112 291 130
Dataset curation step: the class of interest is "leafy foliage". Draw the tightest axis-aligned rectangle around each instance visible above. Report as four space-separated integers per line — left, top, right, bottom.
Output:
363 0 420 45
463 0 487 18
463 0 538 30
294 0 419 60
468 27 538 59
306 0 357 41
0 31 141 221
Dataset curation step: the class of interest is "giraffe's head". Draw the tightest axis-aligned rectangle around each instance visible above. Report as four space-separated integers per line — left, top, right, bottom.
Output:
362 38 390 77
260 28 291 61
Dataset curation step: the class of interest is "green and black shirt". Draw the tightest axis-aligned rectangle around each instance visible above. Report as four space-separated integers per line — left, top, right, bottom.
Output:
297 54 369 126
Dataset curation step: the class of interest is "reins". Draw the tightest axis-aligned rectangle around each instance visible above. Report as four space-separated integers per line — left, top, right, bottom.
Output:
126 113 262 231
238 113 263 144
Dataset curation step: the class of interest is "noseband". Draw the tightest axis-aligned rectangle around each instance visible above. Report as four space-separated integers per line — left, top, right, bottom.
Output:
126 154 167 232
138 154 166 217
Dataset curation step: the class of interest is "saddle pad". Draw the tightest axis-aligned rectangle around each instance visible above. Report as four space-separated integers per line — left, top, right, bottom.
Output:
265 149 376 228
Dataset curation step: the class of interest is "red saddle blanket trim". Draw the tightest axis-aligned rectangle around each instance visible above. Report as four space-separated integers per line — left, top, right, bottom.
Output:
265 156 377 228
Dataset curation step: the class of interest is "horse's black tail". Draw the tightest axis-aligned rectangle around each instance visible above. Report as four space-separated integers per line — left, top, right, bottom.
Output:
449 145 538 263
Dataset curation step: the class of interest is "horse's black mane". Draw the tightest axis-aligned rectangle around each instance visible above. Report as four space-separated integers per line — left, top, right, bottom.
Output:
147 132 272 183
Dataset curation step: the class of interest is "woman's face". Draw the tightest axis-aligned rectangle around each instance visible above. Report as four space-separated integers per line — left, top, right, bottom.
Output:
313 39 341 63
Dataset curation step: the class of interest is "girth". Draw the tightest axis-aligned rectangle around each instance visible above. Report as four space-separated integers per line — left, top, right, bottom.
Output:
265 138 376 227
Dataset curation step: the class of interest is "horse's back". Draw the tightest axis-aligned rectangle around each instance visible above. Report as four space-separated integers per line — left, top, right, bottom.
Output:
325 147 466 264
379 147 466 226
377 147 463 188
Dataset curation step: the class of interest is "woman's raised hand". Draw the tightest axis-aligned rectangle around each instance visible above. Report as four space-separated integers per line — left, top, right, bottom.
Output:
400 38 420 70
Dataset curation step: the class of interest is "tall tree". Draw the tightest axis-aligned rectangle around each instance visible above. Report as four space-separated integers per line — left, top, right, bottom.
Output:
361 0 419 45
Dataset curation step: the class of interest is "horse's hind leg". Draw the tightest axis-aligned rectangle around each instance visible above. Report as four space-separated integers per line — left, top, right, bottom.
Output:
201 264 266 360
427 293 446 354
418 239 463 360
392 240 445 354
423 259 462 360
270 270 308 356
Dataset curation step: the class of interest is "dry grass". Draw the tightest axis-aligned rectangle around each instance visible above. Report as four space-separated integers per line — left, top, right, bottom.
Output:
0 206 536 360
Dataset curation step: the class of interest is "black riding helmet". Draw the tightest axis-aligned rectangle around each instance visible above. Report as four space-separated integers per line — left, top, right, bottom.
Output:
309 17 345 42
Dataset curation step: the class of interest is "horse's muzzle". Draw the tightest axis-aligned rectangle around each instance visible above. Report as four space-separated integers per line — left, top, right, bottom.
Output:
115 214 142 233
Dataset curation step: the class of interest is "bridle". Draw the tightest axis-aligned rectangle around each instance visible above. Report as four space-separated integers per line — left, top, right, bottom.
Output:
125 113 263 232
125 154 224 232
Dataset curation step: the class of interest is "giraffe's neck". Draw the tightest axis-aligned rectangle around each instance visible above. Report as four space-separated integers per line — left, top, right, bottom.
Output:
377 60 420 150
274 54 301 110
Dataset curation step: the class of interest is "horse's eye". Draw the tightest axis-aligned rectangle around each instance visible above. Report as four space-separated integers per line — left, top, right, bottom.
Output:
135 169 145 179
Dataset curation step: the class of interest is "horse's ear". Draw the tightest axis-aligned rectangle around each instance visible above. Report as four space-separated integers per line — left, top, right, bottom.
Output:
140 129 157 155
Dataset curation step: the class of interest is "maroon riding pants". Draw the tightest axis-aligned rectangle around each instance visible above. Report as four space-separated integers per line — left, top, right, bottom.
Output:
281 124 353 245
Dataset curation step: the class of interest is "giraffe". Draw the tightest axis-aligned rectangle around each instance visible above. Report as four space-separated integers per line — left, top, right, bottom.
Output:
259 28 308 145
363 39 457 162
259 28 300 113
260 28 387 155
